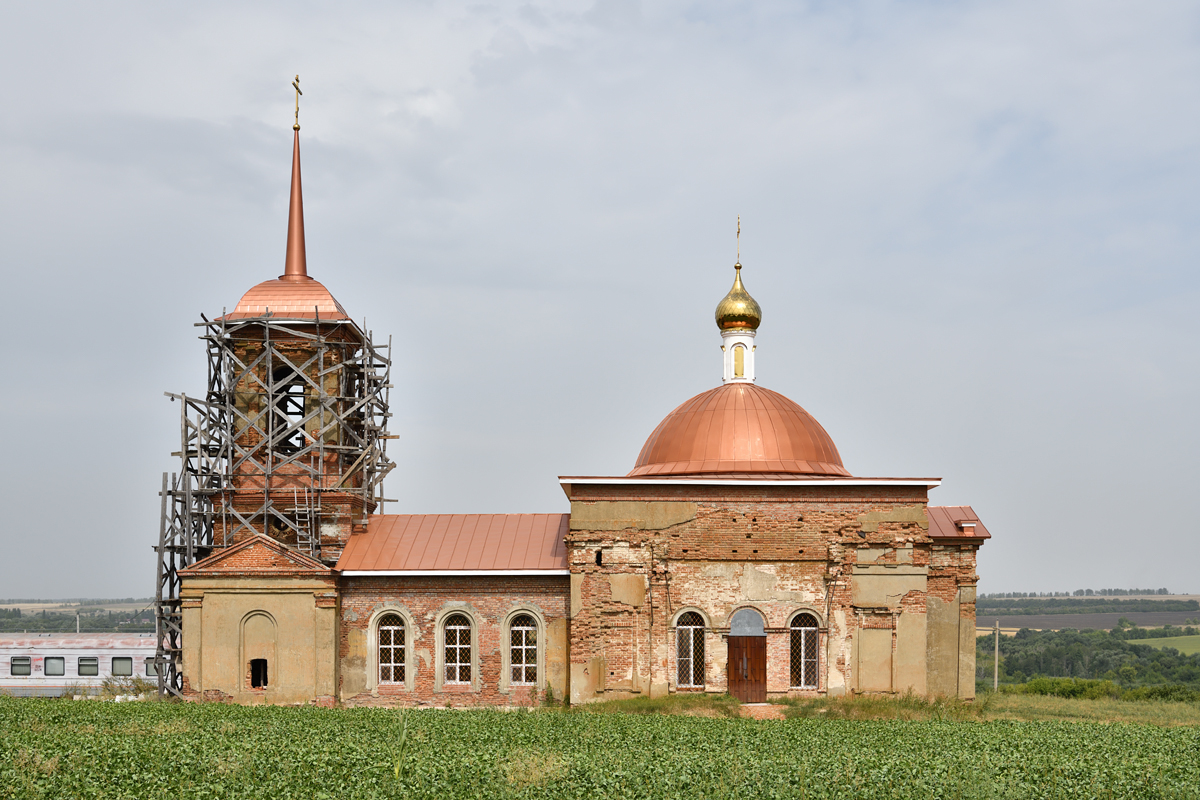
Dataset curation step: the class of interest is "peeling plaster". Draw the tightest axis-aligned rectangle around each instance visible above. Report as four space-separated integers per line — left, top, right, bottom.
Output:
570 501 697 531
857 506 928 532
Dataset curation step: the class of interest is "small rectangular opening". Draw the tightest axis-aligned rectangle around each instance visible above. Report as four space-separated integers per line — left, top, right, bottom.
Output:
112 657 133 677
45 657 65 677
10 657 31 677
78 657 98 676
250 658 268 689
144 658 158 677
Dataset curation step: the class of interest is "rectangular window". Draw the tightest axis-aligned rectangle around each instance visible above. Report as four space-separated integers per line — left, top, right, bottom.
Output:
78 657 99 677
444 616 472 685
112 657 133 677
10 657 31 677
250 659 268 688
45 657 65 677
144 658 158 677
510 616 538 686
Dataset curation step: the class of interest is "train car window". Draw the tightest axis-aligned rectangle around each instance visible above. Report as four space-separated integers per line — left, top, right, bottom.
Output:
10 657 31 676
145 658 158 677
45 657 65 677
112 657 133 677
78 657 99 676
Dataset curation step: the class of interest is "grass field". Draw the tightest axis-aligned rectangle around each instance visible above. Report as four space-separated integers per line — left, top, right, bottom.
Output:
1136 634 1200 655
2 696 1199 799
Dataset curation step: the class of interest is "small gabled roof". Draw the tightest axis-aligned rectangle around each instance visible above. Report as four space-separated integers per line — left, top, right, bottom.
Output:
180 534 332 577
927 506 991 541
336 514 569 574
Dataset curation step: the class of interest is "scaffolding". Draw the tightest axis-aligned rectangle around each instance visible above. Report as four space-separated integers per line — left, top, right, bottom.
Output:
154 312 393 697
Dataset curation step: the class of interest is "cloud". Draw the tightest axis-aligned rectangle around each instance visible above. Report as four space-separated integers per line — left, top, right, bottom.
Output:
0 0 1198 596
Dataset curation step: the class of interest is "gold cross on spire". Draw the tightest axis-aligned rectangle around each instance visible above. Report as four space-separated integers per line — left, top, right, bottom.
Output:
292 75 303 131
736 215 741 267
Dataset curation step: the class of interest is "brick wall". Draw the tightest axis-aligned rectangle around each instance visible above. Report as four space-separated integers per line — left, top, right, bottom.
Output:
565 481 982 702
338 576 570 707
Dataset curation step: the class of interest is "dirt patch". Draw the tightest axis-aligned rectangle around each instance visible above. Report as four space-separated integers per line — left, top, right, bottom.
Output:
738 704 786 720
499 747 568 788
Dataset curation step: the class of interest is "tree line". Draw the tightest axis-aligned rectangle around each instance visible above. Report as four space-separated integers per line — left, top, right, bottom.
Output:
977 625 1200 688
976 597 1199 615
0 607 155 633
980 588 1174 599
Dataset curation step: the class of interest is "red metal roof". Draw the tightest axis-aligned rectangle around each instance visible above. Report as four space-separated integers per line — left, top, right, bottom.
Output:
336 514 569 573
927 506 991 540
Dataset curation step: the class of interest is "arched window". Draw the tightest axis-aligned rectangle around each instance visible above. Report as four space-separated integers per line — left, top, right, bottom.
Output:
378 613 405 684
676 611 705 688
443 613 472 685
733 345 745 378
510 614 538 686
790 613 819 688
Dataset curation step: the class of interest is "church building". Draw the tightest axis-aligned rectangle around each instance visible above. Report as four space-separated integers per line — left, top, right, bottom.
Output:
164 120 990 707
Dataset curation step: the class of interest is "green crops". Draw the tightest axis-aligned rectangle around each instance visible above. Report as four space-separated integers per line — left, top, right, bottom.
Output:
2 698 1198 799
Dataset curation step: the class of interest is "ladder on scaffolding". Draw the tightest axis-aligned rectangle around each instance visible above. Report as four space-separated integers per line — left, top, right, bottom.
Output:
292 488 321 559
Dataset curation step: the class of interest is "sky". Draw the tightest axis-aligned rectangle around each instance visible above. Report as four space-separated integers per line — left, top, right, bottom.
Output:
1 1 1197 599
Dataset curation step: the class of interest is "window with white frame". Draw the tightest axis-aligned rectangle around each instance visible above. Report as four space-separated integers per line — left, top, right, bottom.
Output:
443 613 472 685
675 611 705 688
790 613 819 688
10 657 31 677
378 613 405 684
78 657 98 677
510 614 537 686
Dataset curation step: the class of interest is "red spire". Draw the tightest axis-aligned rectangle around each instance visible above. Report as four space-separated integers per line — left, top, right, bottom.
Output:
281 127 309 281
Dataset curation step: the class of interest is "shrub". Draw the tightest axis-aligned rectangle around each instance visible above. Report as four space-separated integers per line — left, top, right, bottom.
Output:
1121 685 1200 703
1020 678 1120 700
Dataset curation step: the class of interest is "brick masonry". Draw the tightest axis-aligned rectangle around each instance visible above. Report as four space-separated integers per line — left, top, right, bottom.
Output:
182 484 983 707
564 482 984 703
337 576 570 707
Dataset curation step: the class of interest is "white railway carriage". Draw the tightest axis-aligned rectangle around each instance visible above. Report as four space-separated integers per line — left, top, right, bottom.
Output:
0 634 158 697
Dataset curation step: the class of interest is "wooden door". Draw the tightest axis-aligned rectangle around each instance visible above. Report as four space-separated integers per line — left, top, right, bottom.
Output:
727 636 766 702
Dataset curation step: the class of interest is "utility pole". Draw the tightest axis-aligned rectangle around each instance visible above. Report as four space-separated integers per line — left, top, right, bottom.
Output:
993 620 999 691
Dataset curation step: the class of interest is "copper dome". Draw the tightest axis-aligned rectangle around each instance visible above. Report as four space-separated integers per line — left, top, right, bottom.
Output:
629 383 848 477
222 277 350 321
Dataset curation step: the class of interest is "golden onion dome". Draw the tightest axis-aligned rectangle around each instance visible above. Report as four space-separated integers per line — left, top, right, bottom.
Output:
714 264 762 330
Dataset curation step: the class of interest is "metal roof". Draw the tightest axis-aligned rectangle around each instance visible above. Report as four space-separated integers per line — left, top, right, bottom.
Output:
629 383 848 477
336 514 569 573
220 277 350 321
0 634 157 649
927 505 991 540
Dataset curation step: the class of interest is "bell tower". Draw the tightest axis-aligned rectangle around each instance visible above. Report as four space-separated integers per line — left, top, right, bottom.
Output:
153 82 394 697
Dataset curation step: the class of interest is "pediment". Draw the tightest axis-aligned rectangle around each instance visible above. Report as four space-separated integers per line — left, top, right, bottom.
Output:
180 535 331 576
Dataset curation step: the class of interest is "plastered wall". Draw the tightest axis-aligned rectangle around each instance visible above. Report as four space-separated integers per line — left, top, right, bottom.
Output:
180 575 338 705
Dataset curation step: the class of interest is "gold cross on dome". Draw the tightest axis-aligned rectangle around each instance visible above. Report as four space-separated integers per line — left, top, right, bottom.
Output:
736 215 741 264
292 75 303 130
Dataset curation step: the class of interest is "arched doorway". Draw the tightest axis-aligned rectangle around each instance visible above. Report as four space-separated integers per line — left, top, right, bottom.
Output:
727 608 766 702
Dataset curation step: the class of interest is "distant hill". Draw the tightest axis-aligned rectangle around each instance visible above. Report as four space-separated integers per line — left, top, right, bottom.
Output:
977 597 1200 615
